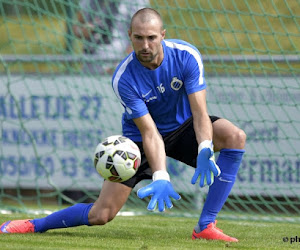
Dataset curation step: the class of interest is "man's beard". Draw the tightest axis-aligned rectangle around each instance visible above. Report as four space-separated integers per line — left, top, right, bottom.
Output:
137 50 158 63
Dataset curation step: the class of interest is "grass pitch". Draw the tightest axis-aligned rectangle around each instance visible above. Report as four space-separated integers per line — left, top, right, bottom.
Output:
0 213 300 249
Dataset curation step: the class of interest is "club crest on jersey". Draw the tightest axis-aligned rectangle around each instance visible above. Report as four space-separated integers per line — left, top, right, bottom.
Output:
170 77 183 91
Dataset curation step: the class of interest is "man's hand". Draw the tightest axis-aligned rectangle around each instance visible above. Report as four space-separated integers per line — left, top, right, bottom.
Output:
191 140 221 187
137 170 181 212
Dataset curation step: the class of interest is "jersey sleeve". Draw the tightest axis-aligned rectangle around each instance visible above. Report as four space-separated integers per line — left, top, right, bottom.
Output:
112 76 149 120
183 48 207 95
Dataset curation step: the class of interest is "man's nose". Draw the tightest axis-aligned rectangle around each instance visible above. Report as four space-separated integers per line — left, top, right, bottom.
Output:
142 39 149 49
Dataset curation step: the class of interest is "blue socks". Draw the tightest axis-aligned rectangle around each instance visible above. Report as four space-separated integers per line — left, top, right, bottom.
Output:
198 149 245 231
31 203 93 233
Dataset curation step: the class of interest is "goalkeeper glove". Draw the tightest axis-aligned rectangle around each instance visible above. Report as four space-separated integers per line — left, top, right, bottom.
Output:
191 140 221 187
137 170 181 212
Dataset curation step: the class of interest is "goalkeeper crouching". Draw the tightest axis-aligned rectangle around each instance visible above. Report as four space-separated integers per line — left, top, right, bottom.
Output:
0 8 246 242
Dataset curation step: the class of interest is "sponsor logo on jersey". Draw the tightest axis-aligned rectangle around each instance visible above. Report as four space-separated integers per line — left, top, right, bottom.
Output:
171 77 183 90
145 96 157 103
218 177 232 183
142 89 153 98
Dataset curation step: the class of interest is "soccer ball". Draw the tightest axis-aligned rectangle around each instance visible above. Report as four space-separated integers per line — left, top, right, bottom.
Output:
94 135 141 182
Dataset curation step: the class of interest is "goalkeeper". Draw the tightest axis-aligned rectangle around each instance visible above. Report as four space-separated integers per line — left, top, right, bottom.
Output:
0 8 246 242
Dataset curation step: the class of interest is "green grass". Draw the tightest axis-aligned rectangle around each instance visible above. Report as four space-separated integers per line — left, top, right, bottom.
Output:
1 214 300 249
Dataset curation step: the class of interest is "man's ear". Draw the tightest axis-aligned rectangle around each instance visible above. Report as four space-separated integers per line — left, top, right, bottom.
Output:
161 29 166 40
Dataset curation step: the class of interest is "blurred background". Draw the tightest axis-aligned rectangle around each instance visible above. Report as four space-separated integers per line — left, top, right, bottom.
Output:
0 0 299 223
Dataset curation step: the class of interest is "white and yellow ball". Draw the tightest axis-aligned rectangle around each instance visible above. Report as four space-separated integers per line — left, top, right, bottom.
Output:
94 135 141 182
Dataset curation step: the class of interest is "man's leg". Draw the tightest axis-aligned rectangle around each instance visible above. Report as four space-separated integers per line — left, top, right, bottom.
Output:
88 181 132 225
193 118 246 242
0 181 132 233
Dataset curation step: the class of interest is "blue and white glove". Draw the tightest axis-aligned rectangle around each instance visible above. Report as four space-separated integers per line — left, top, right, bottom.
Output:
191 140 221 188
137 170 181 212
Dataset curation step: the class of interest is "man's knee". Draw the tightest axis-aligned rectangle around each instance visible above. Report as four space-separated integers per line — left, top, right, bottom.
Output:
213 119 247 150
88 207 117 226
217 126 246 150
87 181 132 226
230 127 247 149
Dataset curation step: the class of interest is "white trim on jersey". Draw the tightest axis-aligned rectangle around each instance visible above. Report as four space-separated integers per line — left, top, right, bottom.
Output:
164 40 204 85
112 54 134 115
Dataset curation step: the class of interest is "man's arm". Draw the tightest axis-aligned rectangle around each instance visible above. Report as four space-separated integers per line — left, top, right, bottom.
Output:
133 113 181 212
188 89 221 187
188 89 212 144
133 113 166 173
73 12 95 39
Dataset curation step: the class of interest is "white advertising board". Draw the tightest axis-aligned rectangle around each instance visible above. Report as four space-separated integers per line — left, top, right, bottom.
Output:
0 75 299 196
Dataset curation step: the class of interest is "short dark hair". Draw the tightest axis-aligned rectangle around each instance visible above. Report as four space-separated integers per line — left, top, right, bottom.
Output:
130 8 164 31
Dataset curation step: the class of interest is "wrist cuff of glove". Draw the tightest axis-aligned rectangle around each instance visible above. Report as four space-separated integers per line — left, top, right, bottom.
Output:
153 170 170 181
198 140 213 153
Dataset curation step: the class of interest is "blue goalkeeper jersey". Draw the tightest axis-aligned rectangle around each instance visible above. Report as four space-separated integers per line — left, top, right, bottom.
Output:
112 39 206 141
